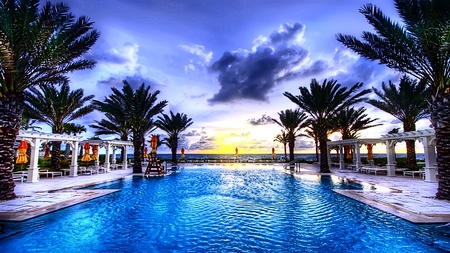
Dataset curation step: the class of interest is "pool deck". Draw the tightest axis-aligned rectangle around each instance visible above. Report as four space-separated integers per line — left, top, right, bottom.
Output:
1 163 450 224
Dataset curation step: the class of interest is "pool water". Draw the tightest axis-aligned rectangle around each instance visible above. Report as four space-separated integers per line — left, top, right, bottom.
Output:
1 166 450 252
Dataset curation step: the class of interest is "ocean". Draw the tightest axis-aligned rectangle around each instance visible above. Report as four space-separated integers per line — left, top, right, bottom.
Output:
122 153 425 162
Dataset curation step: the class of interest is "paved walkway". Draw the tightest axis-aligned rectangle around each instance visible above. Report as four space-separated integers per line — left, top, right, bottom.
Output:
1 164 450 224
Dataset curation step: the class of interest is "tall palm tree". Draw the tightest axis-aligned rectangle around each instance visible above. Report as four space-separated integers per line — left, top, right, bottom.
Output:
334 107 381 139
94 80 167 173
367 75 429 169
63 123 87 160
336 0 450 199
274 131 289 161
0 0 98 199
333 106 381 161
24 83 94 170
155 111 193 163
272 109 309 162
91 98 132 161
284 78 371 173
303 122 320 162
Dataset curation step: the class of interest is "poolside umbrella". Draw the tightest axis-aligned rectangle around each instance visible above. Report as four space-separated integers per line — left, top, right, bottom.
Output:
367 144 374 160
181 148 185 159
44 145 50 158
143 146 148 158
81 142 91 166
345 145 352 159
16 140 28 169
92 145 98 161
150 135 158 158
235 147 238 158
272 147 276 159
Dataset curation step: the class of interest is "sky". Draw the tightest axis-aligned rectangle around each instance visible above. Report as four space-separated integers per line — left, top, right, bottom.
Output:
42 0 431 155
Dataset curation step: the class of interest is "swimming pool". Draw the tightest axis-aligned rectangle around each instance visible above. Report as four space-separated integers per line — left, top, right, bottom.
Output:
1 166 450 252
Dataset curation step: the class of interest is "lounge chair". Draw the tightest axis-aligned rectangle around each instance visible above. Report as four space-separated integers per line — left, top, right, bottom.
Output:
403 169 425 178
39 169 62 178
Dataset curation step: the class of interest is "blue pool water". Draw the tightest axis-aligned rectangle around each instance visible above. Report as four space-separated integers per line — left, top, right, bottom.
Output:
1 166 450 252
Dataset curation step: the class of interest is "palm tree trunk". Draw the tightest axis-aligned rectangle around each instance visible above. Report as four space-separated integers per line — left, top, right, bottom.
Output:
318 128 331 173
51 141 62 170
132 133 144 173
283 144 287 160
0 93 24 200
405 140 417 169
432 93 450 200
288 136 295 162
404 123 417 170
64 143 70 160
171 138 178 164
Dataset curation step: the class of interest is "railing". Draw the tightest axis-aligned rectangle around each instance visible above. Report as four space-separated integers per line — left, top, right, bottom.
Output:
283 161 297 170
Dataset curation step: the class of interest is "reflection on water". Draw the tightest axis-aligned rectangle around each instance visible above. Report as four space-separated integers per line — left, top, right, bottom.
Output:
1 166 448 253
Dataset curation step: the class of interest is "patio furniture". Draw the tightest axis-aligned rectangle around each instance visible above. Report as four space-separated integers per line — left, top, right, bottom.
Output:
39 169 62 179
61 168 71 176
403 169 425 178
13 171 27 183
365 167 388 175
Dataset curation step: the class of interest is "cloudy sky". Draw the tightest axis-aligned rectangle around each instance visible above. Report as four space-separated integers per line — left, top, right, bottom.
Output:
45 0 430 154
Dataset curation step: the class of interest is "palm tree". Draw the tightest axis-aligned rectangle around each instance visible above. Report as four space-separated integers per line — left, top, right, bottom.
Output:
94 80 167 173
303 122 320 162
367 75 429 169
272 109 309 162
336 0 450 200
155 111 193 163
284 78 371 173
274 131 289 161
0 0 99 199
24 83 94 170
334 107 381 139
63 123 87 160
91 97 132 161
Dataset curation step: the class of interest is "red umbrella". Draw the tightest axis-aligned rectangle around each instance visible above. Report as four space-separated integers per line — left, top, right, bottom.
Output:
272 147 275 159
92 145 98 161
181 148 185 159
345 145 352 159
235 147 238 158
144 146 148 158
44 145 50 158
367 144 374 160
16 140 28 168
81 142 91 166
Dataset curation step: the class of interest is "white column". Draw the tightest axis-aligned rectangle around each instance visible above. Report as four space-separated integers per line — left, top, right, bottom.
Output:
385 140 396 177
70 141 79 177
354 143 361 171
112 147 117 164
123 146 128 169
422 136 437 182
104 142 111 172
27 138 40 183
339 144 345 170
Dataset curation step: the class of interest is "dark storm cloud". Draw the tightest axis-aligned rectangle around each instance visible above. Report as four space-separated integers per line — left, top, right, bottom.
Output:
247 114 274 125
98 75 161 91
208 23 309 104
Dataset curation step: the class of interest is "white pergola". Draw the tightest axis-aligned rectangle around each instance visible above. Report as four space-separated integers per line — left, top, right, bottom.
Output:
83 139 134 171
16 131 134 183
381 129 436 182
17 130 83 183
327 138 384 171
327 129 437 182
